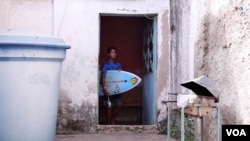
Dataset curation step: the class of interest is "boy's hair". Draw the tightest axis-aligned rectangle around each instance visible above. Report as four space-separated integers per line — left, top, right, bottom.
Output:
107 46 117 53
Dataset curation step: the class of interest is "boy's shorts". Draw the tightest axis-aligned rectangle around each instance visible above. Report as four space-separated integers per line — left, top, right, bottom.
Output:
100 94 122 108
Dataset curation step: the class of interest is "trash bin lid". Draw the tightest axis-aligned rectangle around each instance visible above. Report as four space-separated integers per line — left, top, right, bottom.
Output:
180 75 220 101
0 35 70 49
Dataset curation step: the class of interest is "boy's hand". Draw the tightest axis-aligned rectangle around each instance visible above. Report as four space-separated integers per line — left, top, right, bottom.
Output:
103 87 109 96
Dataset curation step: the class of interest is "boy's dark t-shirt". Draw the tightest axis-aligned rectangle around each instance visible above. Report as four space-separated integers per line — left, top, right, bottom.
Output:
102 61 122 73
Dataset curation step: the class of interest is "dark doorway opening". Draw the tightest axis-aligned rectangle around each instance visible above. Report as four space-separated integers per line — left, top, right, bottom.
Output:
98 15 157 125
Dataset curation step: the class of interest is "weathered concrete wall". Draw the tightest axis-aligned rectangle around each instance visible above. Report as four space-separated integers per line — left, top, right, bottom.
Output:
169 0 206 139
168 0 198 139
194 0 250 141
169 0 195 95
170 0 250 140
0 0 52 35
54 0 170 133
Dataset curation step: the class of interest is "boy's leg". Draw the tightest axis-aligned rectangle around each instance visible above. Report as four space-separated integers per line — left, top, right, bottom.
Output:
106 107 112 125
111 97 122 125
103 96 112 125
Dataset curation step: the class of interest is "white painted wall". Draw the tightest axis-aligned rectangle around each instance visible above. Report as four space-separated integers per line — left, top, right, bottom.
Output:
0 0 171 133
54 0 170 133
0 0 53 36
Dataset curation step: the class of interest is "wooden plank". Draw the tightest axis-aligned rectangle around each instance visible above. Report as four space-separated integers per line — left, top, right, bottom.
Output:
184 107 212 117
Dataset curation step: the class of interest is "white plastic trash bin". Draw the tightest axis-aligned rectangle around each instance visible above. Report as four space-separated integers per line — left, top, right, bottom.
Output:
0 35 70 141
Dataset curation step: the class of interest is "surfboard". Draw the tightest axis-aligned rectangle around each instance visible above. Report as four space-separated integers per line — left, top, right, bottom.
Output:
99 70 142 96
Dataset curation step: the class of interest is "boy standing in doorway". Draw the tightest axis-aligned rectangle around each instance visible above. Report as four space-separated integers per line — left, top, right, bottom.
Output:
101 46 123 125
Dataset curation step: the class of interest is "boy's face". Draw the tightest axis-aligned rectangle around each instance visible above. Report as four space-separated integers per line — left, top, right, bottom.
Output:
109 49 117 59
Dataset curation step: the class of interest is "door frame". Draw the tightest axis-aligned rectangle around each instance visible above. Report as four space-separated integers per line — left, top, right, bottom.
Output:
142 15 158 125
97 13 158 125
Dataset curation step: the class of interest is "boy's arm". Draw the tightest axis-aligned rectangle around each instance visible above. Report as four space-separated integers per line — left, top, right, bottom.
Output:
102 72 109 96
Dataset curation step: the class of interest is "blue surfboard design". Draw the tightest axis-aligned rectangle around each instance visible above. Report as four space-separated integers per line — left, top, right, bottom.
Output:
99 70 141 96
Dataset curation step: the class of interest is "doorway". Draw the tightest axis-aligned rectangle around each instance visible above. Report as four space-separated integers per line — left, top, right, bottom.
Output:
98 15 157 125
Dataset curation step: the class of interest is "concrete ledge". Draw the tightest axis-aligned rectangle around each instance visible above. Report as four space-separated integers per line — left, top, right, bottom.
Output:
56 133 178 141
97 125 159 134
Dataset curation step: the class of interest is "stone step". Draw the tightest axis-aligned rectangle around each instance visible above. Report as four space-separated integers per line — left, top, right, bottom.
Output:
97 125 159 134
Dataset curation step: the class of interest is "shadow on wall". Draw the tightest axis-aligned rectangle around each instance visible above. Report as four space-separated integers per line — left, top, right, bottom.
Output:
194 12 241 141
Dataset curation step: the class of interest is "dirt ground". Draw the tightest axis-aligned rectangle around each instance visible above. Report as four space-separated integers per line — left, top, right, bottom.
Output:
56 133 177 141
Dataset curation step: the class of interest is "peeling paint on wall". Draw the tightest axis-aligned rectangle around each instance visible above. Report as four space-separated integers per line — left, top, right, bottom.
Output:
156 10 170 126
